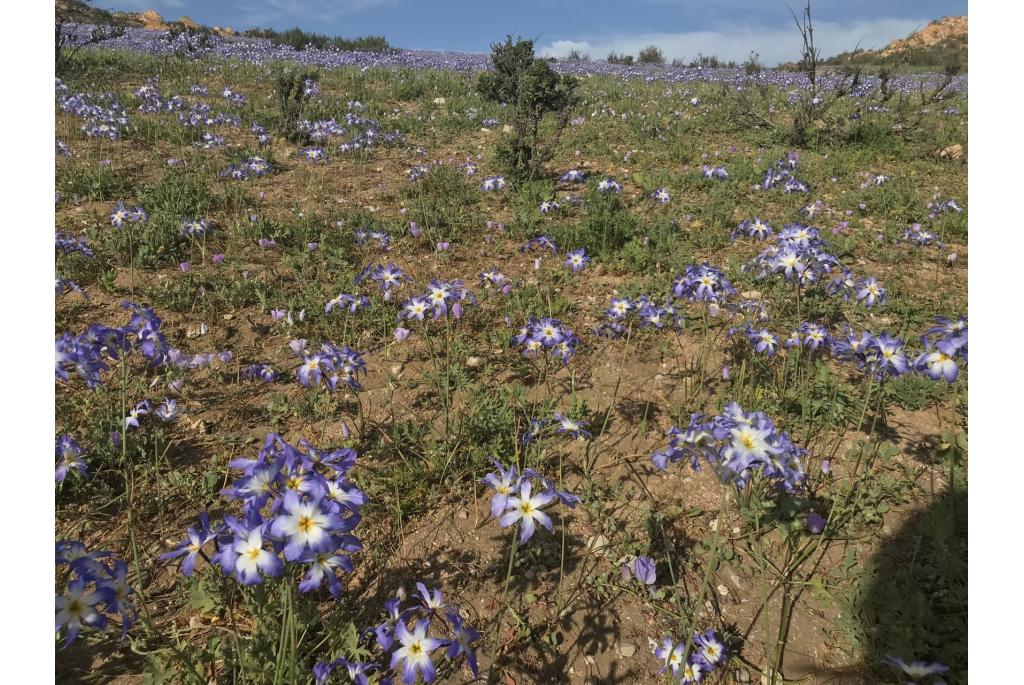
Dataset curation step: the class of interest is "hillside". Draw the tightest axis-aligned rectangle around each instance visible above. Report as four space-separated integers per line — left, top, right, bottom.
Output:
56 1 237 36
822 15 967 68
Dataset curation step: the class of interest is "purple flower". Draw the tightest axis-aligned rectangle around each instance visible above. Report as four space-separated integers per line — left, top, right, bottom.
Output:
622 556 656 585
393 327 411 341
807 512 825 534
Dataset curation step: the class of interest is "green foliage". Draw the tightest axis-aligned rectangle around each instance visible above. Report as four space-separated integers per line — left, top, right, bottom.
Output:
244 26 392 53
403 164 481 242
274 67 320 142
57 162 134 201
478 36 579 180
637 45 665 65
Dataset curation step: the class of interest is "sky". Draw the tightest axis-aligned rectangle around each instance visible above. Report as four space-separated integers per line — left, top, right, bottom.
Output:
105 0 968 65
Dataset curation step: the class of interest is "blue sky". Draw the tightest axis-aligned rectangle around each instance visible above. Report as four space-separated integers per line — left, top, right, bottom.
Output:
107 0 968 64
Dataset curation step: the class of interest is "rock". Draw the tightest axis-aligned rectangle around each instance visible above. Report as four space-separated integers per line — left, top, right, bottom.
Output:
585 534 610 556
390 363 404 378
503 124 514 134
615 641 638 658
456 509 469 520
740 290 762 300
716 584 730 597
432 97 447 105
177 15 199 28
939 144 964 160
466 356 482 368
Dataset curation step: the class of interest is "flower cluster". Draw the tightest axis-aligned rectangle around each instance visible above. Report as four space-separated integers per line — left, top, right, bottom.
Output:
56 232 94 258
480 175 507 191
761 154 809 193
355 263 409 301
400 280 474 322
651 187 672 204
902 223 944 248
313 583 480 684
354 228 391 251
914 315 967 382
293 341 368 391
325 293 371 315
521 235 559 254
221 156 271 180
481 460 580 543
56 434 88 482
672 263 737 303
882 656 949 684
597 177 622 193
511 317 579 364
560 169 586 183
56 541 137 647
652 402 807 493
652 629 728 683
747 224 841 287
732 217 773 241
179 216 211 237
596 294 684 338
832 329 909 379
162 434 365 595
701 165 728 180
300 146 328 163
109 200 148 227
241 363 278 383
56 302 171 388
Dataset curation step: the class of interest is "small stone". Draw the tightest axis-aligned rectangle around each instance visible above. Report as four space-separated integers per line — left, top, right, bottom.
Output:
432 97 447 105
716 584 730 597
616 641 638 658
456 509 469 520
740 290 762 300
585 535 610 556
222 313 234 320
466 356 482 368
390 363 404 378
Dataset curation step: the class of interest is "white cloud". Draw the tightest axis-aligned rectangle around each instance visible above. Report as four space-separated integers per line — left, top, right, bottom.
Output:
539 18 929 66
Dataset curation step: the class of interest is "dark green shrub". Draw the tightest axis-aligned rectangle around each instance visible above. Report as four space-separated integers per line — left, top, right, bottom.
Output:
478 36 578 181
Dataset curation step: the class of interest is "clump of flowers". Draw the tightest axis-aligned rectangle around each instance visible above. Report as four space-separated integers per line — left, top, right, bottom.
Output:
354 228 391 251
480 175 507 191
179 217 211 237
832 329 909 379
597 177 622 193
673 263 737 303
56 434 88 482
400 280 474 322
560 169 586 183
511 316 579 364
56 301 172 388
652 402 807 493
733 217 773 241
652 628 728 683
294 342 368 391
882 656 949 684
241 363 278 383
914 315 967 382
300 146 328 163
162 434 365 596
313 583 480 684
481 461 580 543
109 200 148 227
56 542 137 647
651 187 672 204
761 154 809 193
701 165 728 180
596 294 684 338
746 224 841 288
902 223 944 249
